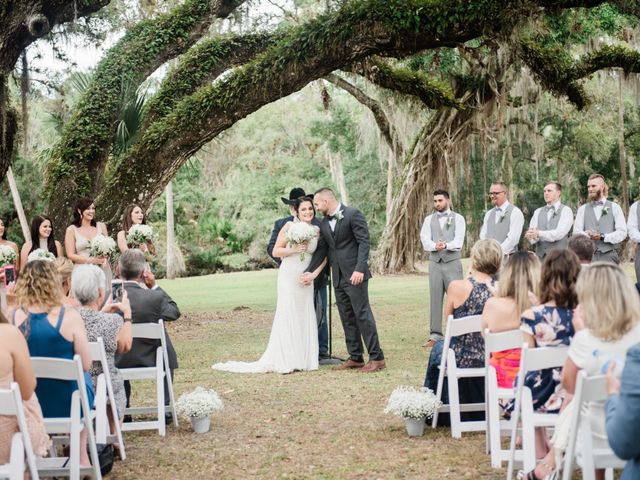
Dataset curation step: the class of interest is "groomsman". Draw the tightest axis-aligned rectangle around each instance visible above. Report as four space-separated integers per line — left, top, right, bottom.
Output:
479 181 524 256
525 181 573 259
419 190 465 347
627 177 640 279
574 173 627 264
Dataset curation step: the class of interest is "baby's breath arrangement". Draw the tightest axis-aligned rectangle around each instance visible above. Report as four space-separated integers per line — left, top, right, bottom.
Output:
0 244 17 267
27 248 55 263
88 234 117 260
384 386 441 420
176 387 223 419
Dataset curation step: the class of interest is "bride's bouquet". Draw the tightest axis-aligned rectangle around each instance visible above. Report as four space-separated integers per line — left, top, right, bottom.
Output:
126 224 154 248
284 222 317 261
88 234 117 260
27 248 55 263
0 244 17 267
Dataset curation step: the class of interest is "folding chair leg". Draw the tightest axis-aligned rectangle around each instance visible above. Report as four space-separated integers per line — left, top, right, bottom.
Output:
158 372 166 437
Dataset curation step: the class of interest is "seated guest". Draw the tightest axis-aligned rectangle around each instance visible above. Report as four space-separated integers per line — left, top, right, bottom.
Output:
425 239 502 422
115 250 180 420
72 265 132 425
0 311 50 463
605 342 640 480
54 257 76 306
568 234 595 265
10 260 94 467
482 251 541 388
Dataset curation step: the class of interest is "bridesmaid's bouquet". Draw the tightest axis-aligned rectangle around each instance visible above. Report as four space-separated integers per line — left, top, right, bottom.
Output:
88 234 117 260
27 248 55 263
285 222 317 261
126 224 154 248
0 245 17 267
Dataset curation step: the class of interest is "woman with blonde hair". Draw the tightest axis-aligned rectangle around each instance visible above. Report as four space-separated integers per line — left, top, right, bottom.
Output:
54 257 76 306
482 251 541 388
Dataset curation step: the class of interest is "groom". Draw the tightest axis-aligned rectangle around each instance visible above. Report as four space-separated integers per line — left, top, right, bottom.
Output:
302 187 385 372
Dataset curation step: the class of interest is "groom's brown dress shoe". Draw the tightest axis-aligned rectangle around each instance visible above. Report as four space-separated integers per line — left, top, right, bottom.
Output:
360 359 386 373
333 359 365 370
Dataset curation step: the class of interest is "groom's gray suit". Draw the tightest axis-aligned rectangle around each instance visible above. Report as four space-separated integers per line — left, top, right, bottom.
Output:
307 205 384 362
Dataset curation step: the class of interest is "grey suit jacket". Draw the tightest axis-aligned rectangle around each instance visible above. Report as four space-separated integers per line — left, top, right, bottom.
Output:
308 206 372 283
115 282 181 370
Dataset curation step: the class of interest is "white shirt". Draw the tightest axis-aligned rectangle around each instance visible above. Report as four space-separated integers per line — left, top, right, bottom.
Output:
527 201 573 244
627 201 640 244
328 204 343 232
419 210 466 252
479 201 524 255
573 198 627 245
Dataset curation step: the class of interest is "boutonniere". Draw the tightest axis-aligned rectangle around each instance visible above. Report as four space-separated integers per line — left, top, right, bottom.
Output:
602 206 609 216
445 217 453 230
498 211 507 223
335 210 344 221
551 208 558 219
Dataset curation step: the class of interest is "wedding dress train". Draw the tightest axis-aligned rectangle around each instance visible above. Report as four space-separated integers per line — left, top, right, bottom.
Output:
212 233 319 374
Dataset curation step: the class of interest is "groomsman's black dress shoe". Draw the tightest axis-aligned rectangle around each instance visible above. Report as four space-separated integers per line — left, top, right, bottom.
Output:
333 359 365 370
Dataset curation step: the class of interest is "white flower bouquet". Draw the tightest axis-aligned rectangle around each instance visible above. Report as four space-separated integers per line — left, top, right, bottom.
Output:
384 386 441 420
0 244 17 267
175 387 223 419
88 234 117 259
27 248 55 263
126 224 154 248
284 221 317 261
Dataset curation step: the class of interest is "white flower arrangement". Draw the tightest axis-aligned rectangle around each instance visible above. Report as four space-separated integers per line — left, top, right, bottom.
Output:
175 387 223 419
0 244 17 267
334 210 344 221
88 234 117 259
384 386 442 420
27 248 55 263
284 221 317 261
126 224 154 248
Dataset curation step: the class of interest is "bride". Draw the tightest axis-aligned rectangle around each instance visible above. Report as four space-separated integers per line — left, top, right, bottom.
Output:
212 196 326 374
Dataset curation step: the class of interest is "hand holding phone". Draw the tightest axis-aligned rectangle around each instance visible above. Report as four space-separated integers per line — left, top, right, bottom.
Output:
111 281 124 303
3 265 15 287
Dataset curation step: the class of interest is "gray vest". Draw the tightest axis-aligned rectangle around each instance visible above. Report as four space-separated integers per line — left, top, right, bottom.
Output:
428 212 461 263
486 204 515 244
583 201 615 253
535 204 570 258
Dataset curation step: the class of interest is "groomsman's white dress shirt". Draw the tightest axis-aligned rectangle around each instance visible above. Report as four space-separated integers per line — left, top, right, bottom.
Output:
627 201 640 244
419 210 466 252
574 198 627 244
479 201 524 255
527 201 573 244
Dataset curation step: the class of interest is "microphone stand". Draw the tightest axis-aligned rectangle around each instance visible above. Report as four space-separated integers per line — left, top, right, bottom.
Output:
319 271 344 365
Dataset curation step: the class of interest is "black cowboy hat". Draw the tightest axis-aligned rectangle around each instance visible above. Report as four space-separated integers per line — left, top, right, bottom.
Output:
281 187 313 205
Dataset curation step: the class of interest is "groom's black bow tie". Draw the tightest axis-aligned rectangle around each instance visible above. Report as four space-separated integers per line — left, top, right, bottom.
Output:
327 215 336 220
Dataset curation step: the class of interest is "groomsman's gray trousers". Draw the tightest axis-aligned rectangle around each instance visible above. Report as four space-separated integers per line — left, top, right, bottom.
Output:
593 249 619 264
635 246 640 281
428 259 463 340
334 275 384 362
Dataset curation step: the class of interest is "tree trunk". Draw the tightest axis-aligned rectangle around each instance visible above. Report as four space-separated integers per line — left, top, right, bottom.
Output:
165 181 177 279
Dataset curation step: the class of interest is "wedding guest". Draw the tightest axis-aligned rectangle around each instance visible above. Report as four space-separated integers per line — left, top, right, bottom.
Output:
515 249 580 479
482 251 540 388
73 265 132 425
568 234 595 265
115 250 180 422
574 173 627 264
116 204 155 260
425 239 502 421
0 218 19 312
0 310 50 464
605 342 640 480
479 181 524 257
11 260 94 467
19 214 64 270
627 177 640 280
420 189 465 347
525 182 573 259
54 257 76 306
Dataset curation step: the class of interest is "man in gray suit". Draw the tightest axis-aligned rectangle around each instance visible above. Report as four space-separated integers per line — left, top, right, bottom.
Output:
115 249 181 418
479 181 524 256
303 187 385 372
525 181 573 259
574 173 627 263
419 189 465 348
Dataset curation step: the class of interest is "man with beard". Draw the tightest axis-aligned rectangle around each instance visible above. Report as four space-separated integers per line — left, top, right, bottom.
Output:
525 181 573 259
419 189 465 348
574 173 627 263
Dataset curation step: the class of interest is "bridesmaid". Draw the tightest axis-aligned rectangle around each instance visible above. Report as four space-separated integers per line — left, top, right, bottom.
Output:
64 197 112 289
19 215 64 270
0 218 19 312
116 204 155 260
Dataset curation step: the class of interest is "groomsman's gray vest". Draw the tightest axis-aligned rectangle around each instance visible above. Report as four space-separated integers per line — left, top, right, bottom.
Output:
535 204 570 258
486 204 515 244
583 200 615 253
429 212 461 263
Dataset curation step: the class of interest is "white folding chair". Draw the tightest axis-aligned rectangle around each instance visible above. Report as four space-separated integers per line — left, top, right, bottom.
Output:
31 355 102 480
89 338 126 459
484 329 525 468
561 372 625 480
431 314 486 437
119 319 178 436
506 344 569 479
0 383 39 480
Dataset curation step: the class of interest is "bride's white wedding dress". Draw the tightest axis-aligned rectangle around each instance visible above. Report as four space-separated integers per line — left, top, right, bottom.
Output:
212 226 319 374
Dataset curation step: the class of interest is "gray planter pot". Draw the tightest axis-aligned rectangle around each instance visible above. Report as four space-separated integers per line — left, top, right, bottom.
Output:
404 416 426 437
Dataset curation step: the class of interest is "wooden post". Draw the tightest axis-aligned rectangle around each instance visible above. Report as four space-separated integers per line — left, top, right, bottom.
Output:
6 167 30 240
165 181 176 279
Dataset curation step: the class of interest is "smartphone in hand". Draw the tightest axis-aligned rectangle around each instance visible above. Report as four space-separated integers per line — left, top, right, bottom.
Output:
3 265 15 286
111 281 124 303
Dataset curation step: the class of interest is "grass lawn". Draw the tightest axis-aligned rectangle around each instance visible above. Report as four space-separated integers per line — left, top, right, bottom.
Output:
112 264 588 479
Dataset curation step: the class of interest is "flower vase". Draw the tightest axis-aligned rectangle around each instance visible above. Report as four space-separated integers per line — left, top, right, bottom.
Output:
404 416 426 437
190 415 211 434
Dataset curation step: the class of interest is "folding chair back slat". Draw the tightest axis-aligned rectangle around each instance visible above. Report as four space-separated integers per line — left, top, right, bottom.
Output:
0 384 39 479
